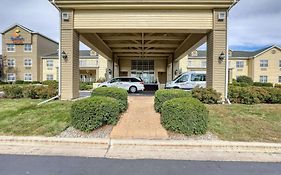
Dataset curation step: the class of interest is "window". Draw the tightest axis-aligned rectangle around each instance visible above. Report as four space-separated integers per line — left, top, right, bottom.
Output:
260 76 268 83
260 60 268 68
6 44 15 52
7 73 16 81
279 76 281 83
47 60 54 68
7 59 16 67
201 61 206 68
279 60 281 68
24 58 32 67
176 75 189 83
191 74 206 82
236 61 244 68
24 73 32 81
24 44 32 52
47 74 54 80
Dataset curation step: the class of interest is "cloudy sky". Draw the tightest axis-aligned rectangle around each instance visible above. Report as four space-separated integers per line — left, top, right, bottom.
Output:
0 0 280 54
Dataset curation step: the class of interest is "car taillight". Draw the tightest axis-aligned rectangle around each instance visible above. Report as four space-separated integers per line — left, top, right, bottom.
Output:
140 81 144 84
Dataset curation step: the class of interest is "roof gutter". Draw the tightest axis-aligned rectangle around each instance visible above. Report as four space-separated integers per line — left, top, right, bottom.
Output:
225 0 239 105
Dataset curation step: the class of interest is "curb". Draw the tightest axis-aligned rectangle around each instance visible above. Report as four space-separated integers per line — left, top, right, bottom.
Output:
0 136 109 147
110 139 281 153
0 136 281 161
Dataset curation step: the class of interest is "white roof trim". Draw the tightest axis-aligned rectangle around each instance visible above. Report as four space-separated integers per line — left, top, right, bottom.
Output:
253 45 281 58
1 23 58 44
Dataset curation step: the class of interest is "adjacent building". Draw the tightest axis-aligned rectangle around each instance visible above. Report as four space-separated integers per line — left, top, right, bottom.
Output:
41 50 111 82
187 45 281 84
1 24 58 82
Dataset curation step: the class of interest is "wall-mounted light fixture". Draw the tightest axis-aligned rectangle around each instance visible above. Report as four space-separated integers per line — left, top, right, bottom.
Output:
108 69 112 75
174 69 178 75
219 52 225 62
61 51 68 60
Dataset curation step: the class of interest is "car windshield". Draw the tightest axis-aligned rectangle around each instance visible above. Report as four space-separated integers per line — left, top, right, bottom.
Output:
173 73 184 81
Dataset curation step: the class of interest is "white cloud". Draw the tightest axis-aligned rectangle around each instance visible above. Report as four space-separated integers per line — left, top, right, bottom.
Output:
0 0 280 54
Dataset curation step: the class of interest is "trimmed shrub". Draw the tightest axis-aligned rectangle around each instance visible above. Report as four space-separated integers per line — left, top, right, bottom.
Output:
23 85 58 99
228 86 259 104
154 89 191 113
15 80 25 84
161 97 208 135
192 87 221 104
80 82 93 90
71 96 120 132
91 87 128 112
0 81 8 85
253 82 273 87
275 84 281 88
3 85 23 98
42 80 58 89
236 76 253 85
267 88 281 104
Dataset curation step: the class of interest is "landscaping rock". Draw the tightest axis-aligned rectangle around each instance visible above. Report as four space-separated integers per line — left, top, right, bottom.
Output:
168 131 219 141
57 126 113 138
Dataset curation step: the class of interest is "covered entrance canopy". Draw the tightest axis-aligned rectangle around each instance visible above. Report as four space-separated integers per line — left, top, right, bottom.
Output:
51 0 236 100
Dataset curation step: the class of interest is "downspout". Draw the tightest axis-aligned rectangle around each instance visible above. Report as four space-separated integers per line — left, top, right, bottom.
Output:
38 0 61 106
225 0 239 104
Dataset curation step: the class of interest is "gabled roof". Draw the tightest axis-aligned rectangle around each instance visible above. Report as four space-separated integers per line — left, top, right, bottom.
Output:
189 45 281 59
1 23 58 45
41 50 99 59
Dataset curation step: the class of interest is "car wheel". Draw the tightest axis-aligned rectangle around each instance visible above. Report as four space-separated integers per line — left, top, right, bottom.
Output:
173 86 180 89
129 86 137 93
102 85 107 87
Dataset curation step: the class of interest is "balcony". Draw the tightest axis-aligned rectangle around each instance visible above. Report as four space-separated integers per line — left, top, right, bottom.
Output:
79 59 99 68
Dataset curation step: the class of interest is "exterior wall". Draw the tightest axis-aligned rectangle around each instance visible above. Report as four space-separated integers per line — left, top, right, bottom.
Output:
2 26 58 82
74 10 213 30
36 35 59 81
228 59 249 80
61 10 80 100
207 29 227 98
42 58 59 81
2 26 37 81
252 48 281 84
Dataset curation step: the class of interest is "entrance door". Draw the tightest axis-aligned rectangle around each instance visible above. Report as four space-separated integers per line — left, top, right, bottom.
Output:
131 60 155 84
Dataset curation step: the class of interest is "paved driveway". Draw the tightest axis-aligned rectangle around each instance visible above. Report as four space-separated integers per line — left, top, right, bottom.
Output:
110 96 168 139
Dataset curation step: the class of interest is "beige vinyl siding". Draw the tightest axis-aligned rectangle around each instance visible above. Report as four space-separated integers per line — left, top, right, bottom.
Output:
252 48 281 84
74 10 213 29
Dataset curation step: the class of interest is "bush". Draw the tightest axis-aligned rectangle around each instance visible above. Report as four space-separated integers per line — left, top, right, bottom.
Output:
275 84 281 88
253 82 273 87
154 89 191 113
3 85 23 98
92 87 128 112
42 80 58 89
0 81 8 85
192 87 221 104
71 96 120 132
228 86 281 104
267 88 281 104
15 80 25 84
161 97 208 135
228 86 259 104
80 82 93 90
236 76 253 85
23 85 58 99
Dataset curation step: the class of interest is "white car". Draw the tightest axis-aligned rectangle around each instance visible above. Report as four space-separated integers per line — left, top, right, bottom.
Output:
98 77 145 93
165 71 206 90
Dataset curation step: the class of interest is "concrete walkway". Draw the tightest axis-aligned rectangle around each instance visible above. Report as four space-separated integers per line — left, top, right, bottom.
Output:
110 96 169 139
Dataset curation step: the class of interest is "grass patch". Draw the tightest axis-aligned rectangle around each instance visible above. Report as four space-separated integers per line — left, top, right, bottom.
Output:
0 99 72 136
208 104 281 143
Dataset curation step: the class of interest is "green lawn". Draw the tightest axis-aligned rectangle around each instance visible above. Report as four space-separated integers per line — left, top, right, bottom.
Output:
0 99 72 136
207 104 281 143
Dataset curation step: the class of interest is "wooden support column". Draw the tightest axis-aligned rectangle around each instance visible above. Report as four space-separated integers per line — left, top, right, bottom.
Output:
61 10 80 100
206 10 227 99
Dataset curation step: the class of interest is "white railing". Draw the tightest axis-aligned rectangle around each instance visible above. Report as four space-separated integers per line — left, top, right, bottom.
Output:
79 59 99 68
